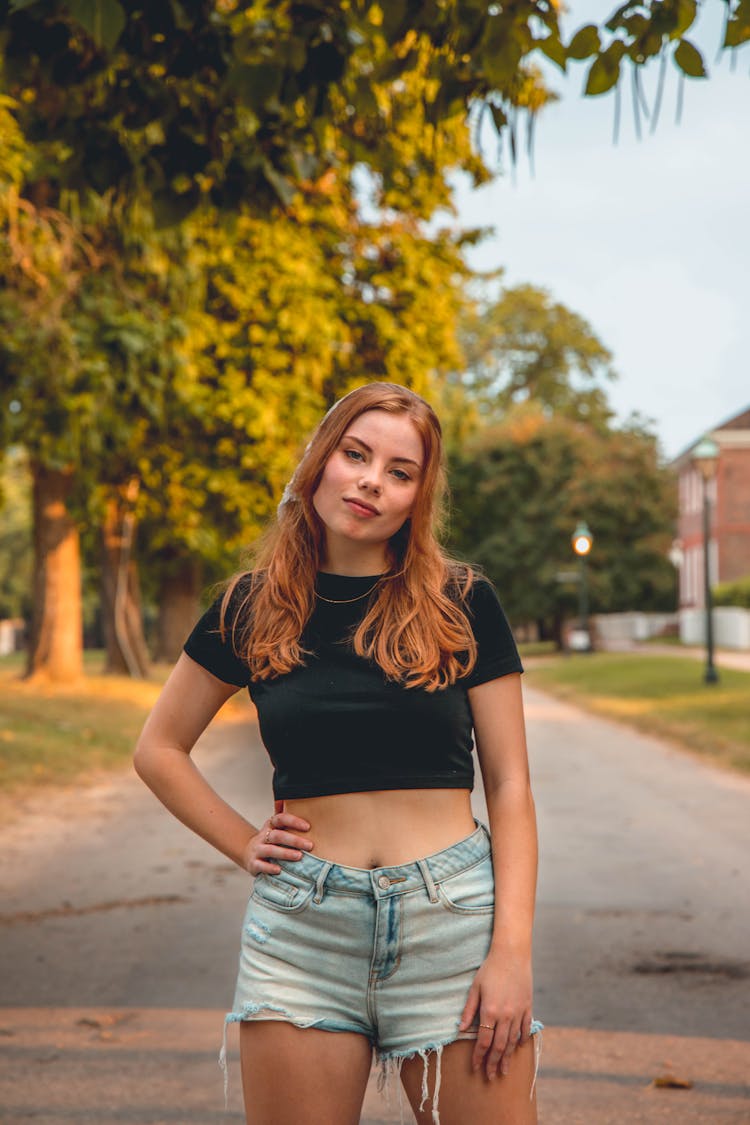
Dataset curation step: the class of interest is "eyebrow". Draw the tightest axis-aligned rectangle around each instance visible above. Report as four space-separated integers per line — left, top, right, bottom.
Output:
341 433 422 469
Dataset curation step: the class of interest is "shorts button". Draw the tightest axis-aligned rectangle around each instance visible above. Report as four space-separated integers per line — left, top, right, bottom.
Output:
377 875 390 890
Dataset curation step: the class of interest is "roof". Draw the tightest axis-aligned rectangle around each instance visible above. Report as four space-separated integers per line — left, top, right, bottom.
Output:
670 403 750 468
716 406 750 432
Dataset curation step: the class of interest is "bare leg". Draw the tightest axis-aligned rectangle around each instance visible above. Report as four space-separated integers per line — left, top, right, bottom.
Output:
239 1021 373 1125
400 1037 538 1125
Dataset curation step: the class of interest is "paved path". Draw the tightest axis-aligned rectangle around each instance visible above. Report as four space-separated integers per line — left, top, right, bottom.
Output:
1 688 749 1122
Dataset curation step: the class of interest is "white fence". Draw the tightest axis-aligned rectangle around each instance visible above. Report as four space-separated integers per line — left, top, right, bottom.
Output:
0 619 24 656
592 612 678 648
679 606 750 650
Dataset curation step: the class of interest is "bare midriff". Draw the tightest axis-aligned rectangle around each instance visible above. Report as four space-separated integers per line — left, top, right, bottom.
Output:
284 788 477 869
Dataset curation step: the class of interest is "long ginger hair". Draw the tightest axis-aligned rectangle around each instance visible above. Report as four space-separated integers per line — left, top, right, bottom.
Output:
222 382 477 691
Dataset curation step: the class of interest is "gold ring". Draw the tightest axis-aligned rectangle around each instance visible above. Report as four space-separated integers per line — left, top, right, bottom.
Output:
479 1023 495 1030
265 830 272 843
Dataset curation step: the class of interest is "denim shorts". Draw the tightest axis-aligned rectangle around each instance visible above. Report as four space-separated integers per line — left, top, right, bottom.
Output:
221 822 543 1123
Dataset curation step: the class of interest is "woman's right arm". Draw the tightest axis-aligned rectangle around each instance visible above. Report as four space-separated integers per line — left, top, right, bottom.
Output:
133 652 313 873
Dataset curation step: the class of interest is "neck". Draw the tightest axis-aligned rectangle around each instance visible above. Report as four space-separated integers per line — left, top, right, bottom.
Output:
320 538 389 577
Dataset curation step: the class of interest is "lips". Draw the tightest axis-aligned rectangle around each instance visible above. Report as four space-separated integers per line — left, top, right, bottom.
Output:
343 497 380 516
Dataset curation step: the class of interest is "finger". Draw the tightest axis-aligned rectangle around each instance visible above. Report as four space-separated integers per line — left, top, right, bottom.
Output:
270 828 314 850
273 813 310 831
264 843 305 861
472 1023 496 1072
253 860 281 875
459 985 479 1031
483 1018 515 1080
264 829 313 852
484 1032 506 1080
498 1024 521 1078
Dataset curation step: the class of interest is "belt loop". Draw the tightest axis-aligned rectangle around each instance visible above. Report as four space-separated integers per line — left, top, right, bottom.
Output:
313 862 332 904
416 858 438 904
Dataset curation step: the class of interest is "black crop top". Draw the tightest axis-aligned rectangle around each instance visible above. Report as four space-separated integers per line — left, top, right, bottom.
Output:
183 572 523 800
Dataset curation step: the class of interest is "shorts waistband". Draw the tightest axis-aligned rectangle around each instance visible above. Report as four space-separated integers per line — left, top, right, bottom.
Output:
275 821 491 899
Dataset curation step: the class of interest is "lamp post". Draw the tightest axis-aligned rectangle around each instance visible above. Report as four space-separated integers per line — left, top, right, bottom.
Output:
668 538 684 620
571 521 593 652
691 436 719 685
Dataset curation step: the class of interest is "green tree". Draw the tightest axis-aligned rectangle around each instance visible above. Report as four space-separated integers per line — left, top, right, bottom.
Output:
0 446 32 622
138 186 474 659
457 284 616 429
0 1 493 680
0 162 475 674
0 1 553 218
0 169 185 679
2 1 743 216
448 405 676 641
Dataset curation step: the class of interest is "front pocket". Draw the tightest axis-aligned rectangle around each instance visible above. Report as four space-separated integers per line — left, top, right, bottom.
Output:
437 854 495 914
251 871 316 914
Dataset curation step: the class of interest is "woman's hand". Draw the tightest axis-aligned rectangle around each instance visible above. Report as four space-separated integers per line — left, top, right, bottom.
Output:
242 807 314 875
458 949 534 1081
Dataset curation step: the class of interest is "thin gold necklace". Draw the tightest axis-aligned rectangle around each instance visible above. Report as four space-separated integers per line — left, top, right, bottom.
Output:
314 577 383 605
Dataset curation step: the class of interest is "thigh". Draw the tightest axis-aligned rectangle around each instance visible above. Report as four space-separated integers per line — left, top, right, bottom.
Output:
240 1020 373 1125
399 1038 538 1125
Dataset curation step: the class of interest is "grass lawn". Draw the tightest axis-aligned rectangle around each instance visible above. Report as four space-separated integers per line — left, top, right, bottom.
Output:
0 651 251 797
517 640 558 658
526 653 750 775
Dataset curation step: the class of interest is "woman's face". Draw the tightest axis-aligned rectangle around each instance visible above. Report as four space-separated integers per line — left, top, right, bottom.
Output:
312 409 423 559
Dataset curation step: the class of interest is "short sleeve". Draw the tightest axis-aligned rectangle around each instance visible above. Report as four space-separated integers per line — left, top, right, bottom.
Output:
183 578 251 688
462 577 523 688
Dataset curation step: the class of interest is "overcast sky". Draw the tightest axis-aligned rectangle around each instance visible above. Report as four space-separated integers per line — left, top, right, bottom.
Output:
447 1 749 462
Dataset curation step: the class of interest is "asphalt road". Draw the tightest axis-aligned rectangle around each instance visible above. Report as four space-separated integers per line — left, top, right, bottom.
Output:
2 685 749 1123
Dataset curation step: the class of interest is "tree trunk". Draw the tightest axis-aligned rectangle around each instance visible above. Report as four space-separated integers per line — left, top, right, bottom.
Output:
101 483 150 678
27 464 83 682
154 556 204 663
551 612 565 651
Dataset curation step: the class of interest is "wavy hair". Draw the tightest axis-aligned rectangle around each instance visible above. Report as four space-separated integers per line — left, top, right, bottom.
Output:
222 382 477 691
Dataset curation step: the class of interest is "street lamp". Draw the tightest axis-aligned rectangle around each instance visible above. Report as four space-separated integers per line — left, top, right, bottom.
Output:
692 436 720 685
668 539 684 571
570 521 593 652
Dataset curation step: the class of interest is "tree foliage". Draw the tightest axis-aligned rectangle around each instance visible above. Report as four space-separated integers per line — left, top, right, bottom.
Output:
0 108 475 672
0 9 485 676
448 405 677 634
456 284 616 430
3 1 745 219
117 182 473 580
0 446 32 620
0 0 547 220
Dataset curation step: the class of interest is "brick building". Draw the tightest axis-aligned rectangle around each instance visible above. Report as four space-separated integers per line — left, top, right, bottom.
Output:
672 406 750 609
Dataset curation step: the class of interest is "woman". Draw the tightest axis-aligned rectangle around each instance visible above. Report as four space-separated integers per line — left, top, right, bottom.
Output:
134 382 542 1125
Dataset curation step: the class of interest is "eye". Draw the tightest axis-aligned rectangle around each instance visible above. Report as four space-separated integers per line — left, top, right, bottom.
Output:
391 468 411 481
344 448 365 462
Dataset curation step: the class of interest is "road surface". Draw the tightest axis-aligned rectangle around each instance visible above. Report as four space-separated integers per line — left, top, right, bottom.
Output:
1 686 749 1122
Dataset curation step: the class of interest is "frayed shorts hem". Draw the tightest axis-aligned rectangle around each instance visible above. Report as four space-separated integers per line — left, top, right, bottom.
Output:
374 1019 544 1124
220 1007 544 1124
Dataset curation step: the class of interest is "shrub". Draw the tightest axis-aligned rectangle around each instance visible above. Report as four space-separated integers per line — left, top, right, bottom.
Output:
713 576 750 609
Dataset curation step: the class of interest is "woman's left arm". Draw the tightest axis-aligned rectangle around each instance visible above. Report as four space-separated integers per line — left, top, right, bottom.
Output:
459 672 538 1080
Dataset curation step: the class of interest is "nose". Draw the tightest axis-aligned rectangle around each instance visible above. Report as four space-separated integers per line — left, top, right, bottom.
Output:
358 468 383 495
